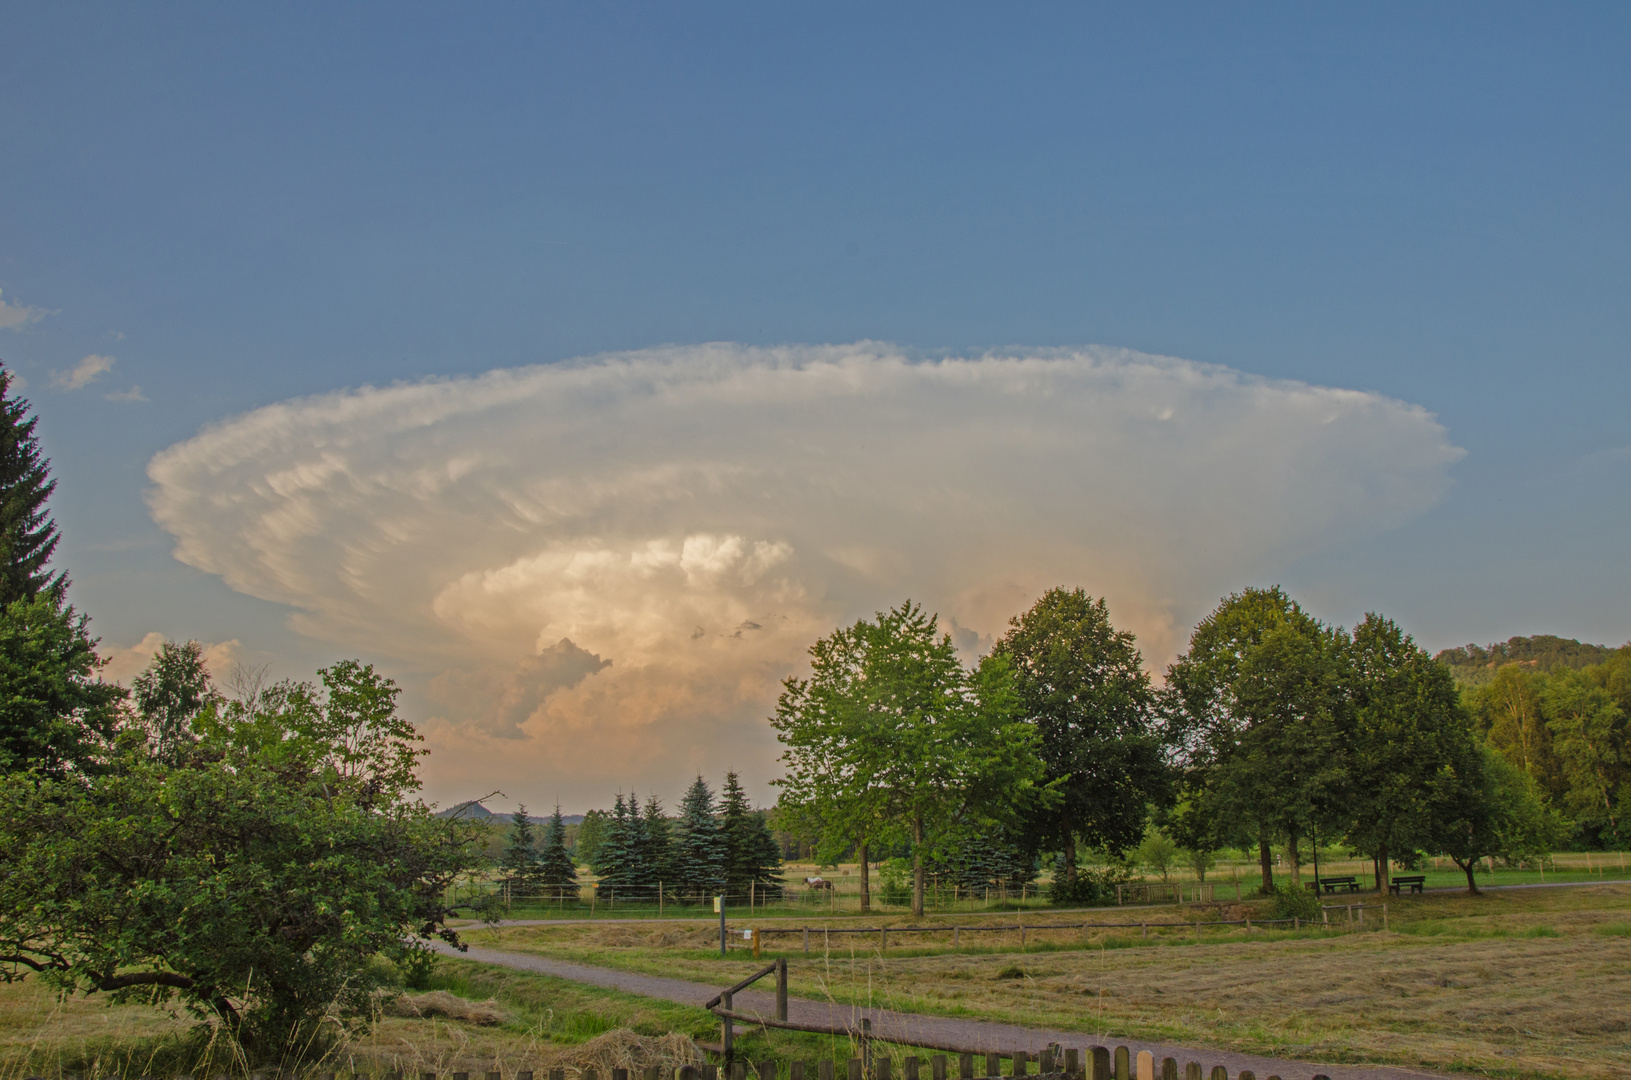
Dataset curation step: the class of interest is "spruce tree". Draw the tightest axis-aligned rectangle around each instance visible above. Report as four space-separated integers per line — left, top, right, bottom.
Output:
643 793 673 897
0 368 65 606
537 804 578 899
720 771 783 898
673 775 725 902
499 804 540 884
592 793 631 895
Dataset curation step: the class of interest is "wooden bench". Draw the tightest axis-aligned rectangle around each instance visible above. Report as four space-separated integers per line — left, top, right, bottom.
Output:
1389 875 1427 894
1316 875 1360 894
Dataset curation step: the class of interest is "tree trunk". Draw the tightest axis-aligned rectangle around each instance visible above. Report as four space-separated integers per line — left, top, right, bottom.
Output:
1061 808 1078 885
858 840 870 912
1287 825 1301 889
1376 844 1390 894
1461 859 1481 895
912 814 926 919
1258 832 1273 893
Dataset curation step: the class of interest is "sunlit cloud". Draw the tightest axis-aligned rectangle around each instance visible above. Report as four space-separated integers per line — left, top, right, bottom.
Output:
99 630 252 688
0 289 50 331
146 343 1464 807
53 354 115 390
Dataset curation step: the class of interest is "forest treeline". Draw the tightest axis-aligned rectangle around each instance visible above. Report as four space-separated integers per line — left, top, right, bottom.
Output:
764 591 1626 916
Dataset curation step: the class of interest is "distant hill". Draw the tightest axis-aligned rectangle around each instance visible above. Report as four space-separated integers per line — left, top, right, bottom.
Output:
434 800 583 826
1434 634 1626 687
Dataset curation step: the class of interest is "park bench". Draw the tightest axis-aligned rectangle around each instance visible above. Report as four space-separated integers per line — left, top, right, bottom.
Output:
1389 874 1427 895
1316 875 1360 894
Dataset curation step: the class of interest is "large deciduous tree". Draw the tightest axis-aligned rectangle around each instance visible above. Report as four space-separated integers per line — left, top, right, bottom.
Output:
1166 587 1351 891
1342 614 1481 891
773 600 1047 917
989 588 1166 887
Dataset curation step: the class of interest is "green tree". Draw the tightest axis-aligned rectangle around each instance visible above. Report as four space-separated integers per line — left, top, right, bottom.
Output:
1542 668 1627 843
1343 613 1481 891
537 804 578 898
989 588 1167 886
1432 743 1568 893
0 659 487 1061
0 595 122 777
130 639 221 759
1166 587 1350 891
1133 825 1178 881
499 804 540 884
643 792 674 894
0 368 65 606
673 775 725 902
1467 664 1564 801
575 808 608 868
772 600 1048 917
720 770 782 899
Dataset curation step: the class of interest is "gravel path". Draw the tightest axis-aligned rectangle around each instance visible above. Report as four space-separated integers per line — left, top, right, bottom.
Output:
429 942 1456 1080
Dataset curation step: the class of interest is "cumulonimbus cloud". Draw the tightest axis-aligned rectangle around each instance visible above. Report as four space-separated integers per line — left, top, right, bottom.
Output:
146 343 1463 806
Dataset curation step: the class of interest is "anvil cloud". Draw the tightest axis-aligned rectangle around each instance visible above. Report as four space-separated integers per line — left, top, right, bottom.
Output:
146 343 1463 807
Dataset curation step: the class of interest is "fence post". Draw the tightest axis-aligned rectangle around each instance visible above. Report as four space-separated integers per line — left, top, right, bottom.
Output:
1090 1046 1109 1080
721 990 734 1065
1134 1050 1152 1080
1115 1045 1130 1080
776 957 788 1021
863 1018 873 1078
985 1054 1000 1079
959 1053 973 1080
932 1056 947 1080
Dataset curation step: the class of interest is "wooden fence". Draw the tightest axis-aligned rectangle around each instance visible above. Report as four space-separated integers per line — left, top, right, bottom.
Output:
741 913 1355 957
297 1054 1336 1080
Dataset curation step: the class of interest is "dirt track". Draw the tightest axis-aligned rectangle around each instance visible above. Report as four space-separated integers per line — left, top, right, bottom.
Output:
430 942 1455 1080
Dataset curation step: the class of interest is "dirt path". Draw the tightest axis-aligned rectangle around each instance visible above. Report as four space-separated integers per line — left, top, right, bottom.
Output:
429 942 1454 1080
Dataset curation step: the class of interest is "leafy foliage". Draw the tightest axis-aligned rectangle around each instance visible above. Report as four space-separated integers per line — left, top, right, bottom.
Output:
772 600 1049 916
0 594 122 777
989 588 1167 884
0 654 488 1062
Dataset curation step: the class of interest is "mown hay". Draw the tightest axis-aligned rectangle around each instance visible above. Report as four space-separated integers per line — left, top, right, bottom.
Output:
383 991 507 1026
541 1029 707 1077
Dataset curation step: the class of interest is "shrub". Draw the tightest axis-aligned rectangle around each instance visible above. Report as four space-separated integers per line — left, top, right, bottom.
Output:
1048 865 1132 906
1268 882 1322 922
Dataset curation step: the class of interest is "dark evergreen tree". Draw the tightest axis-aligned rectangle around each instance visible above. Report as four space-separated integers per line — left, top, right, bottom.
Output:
0 368 65 606
592 793 632 895
673 774 725 902
537 804 578 899
0 596 121 777
499 804 540 884
720 771 783 899
643 792 674 896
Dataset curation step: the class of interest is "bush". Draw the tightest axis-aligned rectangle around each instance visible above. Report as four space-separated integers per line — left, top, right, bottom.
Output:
877 857 912 906
1268 882 1322 922
1048 865 1132 906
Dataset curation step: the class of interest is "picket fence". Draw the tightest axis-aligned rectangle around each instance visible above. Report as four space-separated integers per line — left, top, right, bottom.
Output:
279 1046 1336 1080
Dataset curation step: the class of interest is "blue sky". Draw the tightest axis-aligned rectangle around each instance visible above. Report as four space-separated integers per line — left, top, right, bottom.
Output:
3 4 1628 809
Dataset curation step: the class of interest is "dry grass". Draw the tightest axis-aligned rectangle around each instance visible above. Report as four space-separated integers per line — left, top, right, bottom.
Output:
464 883 1631 1080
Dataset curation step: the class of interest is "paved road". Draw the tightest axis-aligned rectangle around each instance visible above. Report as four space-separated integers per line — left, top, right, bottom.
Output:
429 941 1454 1080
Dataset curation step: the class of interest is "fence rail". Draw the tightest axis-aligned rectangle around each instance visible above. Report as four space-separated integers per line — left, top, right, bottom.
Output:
295 1054 1337 1080
740 914 1352 956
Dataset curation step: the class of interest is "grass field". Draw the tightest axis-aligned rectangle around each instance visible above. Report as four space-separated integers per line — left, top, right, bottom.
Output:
4 882 1628 1080
459 882 1631 1080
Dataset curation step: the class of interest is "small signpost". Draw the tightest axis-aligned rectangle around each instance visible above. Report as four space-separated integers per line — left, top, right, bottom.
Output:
716 894 726 956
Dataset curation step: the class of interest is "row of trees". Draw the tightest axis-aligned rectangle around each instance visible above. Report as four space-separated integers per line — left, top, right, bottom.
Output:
0 367 489 1062
774 587 1572 912
531 772 783 902
1465 651 1630 847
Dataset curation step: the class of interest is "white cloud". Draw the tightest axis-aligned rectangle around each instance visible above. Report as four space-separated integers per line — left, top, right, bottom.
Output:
0 289 50 331
100 631 249 688
53 354 115 391
146 343 1464 807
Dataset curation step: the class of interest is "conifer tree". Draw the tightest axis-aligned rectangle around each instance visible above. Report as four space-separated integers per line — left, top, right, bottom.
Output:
0 369 64 607
643 793 673 896
673 775 725 902
721 771 783 898
592 794 631 895
537 804 578 899
499 805 540 884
